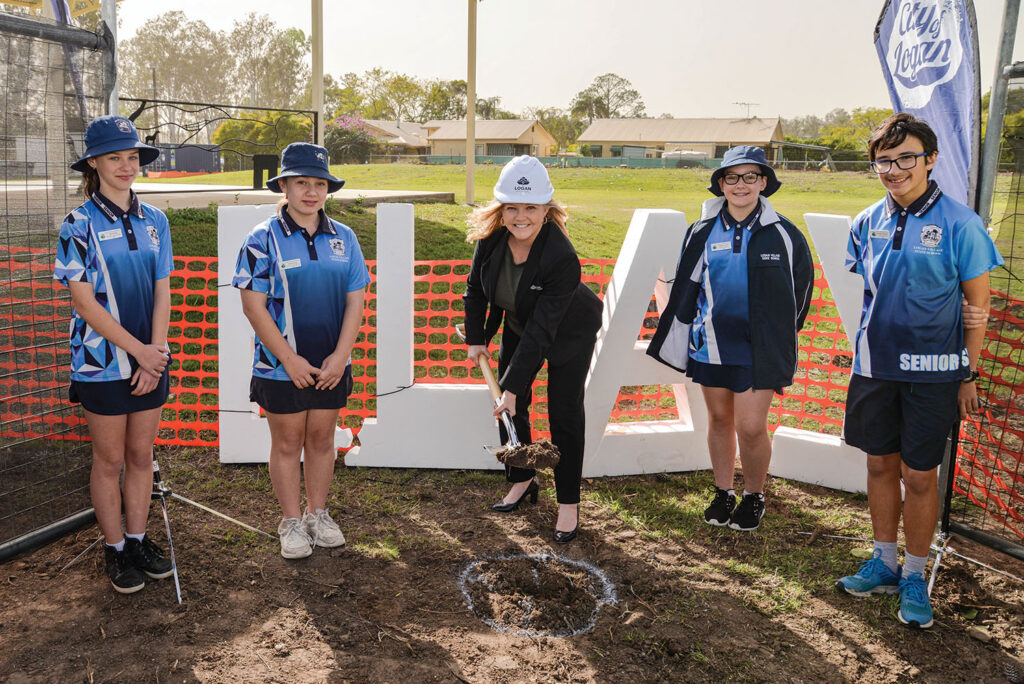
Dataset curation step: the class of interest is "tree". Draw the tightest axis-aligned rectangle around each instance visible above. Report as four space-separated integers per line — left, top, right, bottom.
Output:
212 111 312 170
229 13 310 109
420 79 467 121
381 74 424 122
476 96 515 120
819 107 892 151
324 114 376 163
571 73 646 120
522 106 583 150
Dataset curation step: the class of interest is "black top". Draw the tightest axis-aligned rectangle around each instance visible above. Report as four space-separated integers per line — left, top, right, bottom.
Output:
464 221 603 395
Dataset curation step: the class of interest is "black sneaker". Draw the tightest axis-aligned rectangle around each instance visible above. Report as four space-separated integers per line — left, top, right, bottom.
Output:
728 493 766 531
104 545 145 594
704 488 736 526
125 534 173 579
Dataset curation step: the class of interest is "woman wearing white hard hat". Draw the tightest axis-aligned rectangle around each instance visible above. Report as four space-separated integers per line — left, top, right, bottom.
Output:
54 115 174 593
463 156 603 542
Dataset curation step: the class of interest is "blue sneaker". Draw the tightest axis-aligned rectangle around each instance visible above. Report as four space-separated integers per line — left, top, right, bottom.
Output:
836 549 901 597
898 572 934 629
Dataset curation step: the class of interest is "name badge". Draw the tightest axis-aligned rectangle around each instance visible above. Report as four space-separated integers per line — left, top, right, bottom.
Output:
98 229 123 241
710 241 731 252
280 258 302 270
869 229 890 240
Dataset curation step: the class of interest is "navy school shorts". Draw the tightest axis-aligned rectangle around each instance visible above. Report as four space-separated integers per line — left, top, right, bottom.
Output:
69 369 170 416
685 359 784 395
843 374 960 471
250 365 354 415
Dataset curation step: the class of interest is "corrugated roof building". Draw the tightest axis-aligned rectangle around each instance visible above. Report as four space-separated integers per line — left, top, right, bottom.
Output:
426 119 557 157
577 117 784 160
362 120 430 154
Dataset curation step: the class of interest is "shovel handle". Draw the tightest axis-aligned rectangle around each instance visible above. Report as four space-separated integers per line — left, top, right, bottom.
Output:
476 353 504 403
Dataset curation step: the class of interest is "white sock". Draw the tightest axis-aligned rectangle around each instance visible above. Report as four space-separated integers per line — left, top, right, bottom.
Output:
726 488 735 497
106 539 125 552
125 532 145 542
743 490 764 499
874 540 899 574
904 551 929 578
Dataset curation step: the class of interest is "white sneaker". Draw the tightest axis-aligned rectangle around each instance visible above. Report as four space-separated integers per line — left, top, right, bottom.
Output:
303 508 346 548
277 517 313 559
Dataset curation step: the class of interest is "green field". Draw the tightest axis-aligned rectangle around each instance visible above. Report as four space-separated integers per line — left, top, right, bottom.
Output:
157 165 888 260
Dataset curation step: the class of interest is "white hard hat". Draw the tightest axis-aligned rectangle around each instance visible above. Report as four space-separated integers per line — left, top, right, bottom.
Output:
493 156 554 205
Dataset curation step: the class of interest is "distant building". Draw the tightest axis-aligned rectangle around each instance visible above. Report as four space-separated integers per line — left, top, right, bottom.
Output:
425 119 557 157
577 117 785 160
362 120 430 155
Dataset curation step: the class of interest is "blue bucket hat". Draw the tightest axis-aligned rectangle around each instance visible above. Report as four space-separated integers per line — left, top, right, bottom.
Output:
266 142 344 193
707 145 781 197
70 115 160 172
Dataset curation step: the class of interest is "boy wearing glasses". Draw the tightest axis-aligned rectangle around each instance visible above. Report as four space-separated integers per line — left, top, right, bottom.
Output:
837 113 1003 628
649 145 813 531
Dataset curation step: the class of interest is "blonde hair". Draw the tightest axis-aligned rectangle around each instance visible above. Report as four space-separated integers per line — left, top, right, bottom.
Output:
465 200 568 242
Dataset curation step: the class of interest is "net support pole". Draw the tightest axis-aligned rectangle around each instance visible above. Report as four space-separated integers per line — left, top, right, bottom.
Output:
101 0 118 115
977 0 1021 222
311 0 324 146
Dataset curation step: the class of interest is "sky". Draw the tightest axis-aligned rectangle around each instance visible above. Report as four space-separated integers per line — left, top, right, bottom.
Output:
116 0 1024 120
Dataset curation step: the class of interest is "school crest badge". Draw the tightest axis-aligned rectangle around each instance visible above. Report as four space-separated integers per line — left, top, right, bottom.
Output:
920 224 942 248
147 225 160 247
329 238 345 256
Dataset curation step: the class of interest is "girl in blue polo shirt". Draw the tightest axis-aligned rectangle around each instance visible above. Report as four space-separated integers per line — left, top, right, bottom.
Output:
233 143 370 560
54 115 174 594
648 146 814 532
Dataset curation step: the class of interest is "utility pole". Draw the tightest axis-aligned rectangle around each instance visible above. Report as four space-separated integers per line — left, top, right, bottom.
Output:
465 0 477 205
151 66 159 140
311 0 324 145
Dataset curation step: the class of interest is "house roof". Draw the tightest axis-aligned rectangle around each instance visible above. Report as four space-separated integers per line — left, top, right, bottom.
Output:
428 119 541 141
577 117 783 144
363 120 429 148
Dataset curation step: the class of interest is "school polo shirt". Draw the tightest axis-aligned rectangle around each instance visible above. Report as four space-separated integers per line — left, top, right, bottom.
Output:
845 181 1003 382
689 206 761 366
53 192 173 382
232 207 371 381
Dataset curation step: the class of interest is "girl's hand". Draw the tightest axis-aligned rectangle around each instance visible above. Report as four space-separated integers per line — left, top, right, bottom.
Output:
468 345 489 367
493 389 517 417
961 299 988 330
130 367 161 396
282 354 319 389
316 351 348 390
958 380 980 419
135 343 170 378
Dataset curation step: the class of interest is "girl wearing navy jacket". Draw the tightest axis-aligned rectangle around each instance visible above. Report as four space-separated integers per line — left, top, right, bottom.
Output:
54 115 174 593
647 146 813 532
464 156 602 542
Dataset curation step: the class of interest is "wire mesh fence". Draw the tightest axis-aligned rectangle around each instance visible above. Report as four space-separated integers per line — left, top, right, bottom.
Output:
0 15 108 553
946 79 1024 559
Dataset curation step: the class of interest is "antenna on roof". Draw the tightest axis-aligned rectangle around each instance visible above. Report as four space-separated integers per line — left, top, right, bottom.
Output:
733 102 759 118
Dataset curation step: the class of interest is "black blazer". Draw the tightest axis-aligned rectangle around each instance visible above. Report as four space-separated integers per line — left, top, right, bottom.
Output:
464 221 603 396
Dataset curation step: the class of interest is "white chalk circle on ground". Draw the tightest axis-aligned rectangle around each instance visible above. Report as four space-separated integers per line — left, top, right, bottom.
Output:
457 551 618 638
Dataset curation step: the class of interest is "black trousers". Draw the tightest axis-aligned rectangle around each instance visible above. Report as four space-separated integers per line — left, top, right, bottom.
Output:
497 330 594 504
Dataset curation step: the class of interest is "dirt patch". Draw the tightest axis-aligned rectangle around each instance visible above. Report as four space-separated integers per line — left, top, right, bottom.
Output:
0 448 1022 683
459 552 616 637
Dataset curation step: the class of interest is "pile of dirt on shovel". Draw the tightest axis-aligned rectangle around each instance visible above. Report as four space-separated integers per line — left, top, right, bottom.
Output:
496 439 560 469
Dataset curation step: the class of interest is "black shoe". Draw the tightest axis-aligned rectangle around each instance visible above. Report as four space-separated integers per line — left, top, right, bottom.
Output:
104 545 145 594
728 493 766 531
492 479 539 512
125 534 173 579
554 509 580 544
703 488 736 526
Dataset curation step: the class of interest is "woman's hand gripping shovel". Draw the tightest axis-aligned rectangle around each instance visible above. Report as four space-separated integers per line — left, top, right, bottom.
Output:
456 324 560 470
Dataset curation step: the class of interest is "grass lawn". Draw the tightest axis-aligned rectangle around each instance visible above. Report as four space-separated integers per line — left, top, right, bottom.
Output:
161 165 887 259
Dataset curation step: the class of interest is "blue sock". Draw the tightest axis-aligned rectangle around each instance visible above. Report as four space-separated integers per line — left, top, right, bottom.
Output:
904 551 929 578
874 540 899 574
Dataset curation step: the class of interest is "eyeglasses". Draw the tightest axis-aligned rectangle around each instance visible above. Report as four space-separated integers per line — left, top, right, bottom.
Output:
869 152 927 174
722 172 763 185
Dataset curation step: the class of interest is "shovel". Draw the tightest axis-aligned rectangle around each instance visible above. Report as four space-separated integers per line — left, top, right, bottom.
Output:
456 324 560 469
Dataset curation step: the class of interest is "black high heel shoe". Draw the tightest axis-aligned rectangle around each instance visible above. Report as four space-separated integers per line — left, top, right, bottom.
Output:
554 508 580 543
492 479 539 512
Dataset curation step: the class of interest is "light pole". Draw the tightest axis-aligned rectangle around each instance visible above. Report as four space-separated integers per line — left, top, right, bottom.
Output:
465 0 478 205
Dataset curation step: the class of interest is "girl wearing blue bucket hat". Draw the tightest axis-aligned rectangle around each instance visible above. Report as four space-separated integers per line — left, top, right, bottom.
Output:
54 115 173 593
463 156 603 542
647 145 814 532
233 142 369 559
